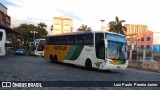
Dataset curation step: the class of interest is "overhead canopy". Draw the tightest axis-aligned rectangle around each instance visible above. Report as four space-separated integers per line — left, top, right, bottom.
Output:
0 24 21 35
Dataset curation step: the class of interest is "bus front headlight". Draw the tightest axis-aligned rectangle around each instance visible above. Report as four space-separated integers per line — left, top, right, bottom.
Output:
125 60 128 65
105 59 112 64
105 60 112 64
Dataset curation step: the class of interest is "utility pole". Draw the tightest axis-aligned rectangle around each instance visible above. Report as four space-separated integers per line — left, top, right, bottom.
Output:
129 43 133 60
30 31 38 41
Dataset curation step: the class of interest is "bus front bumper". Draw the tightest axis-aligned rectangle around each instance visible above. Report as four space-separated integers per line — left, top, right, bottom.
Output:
104 64 128 70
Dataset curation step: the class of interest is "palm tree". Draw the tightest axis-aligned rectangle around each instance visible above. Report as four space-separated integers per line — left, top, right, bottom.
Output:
77 24 92 31
38 22 47 29
108 16 127 35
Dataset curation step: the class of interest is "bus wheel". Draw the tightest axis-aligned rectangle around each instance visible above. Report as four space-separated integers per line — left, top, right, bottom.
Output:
50 55 54 63
85 59 92 70
53 55 58 63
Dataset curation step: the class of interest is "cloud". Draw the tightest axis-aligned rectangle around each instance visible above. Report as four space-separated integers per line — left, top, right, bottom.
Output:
3 0 160 33
1 0 17 7
56 9 82 21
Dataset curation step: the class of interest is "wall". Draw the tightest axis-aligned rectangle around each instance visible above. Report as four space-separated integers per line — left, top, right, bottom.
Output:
137 31 153 49
128 60 160 73
0 3 7 14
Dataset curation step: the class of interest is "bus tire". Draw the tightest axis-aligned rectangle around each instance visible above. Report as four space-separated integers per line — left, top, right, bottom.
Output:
85 59 92 70
50 55 54 63
53 55 58 63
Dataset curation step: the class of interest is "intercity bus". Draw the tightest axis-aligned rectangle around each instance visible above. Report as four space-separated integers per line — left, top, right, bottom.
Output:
44 31 128 70
0 29 6 56
30 39 45 56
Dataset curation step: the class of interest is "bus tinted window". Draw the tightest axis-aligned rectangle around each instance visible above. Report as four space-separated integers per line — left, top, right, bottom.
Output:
46 33 93 45
0 32 2 41
106 33 126 43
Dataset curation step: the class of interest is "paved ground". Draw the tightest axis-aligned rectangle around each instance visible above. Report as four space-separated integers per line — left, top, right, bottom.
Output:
0 55 160 90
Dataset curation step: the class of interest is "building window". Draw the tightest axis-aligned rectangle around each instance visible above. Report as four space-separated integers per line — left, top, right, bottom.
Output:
146 45 150 49
141 37 144 41
147 37 150 41
54 20 59 25
64 24 69 26
0 12 2 20
55 29 59 31
141 45 144 49
0 12 4 24
55 23 59 25
64 21 69 26
127 38 130 41
6 16 10 23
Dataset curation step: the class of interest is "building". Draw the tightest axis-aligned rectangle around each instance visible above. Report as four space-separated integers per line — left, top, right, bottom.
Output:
0 3 20 34
137 31 160 61
52 16 73 35
125 24 148 46
124 24 148 60
101 24 110 31
0 3 11 28
125 24 148 35
137 31 153 58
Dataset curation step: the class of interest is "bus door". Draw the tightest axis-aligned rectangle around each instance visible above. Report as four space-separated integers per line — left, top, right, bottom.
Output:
95 33 105 60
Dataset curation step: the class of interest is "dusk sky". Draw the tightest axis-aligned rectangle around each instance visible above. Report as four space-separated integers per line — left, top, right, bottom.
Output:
1 0 160 34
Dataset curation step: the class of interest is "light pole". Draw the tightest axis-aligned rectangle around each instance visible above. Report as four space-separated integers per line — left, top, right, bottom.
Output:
30 31 38 41
100 19 105 30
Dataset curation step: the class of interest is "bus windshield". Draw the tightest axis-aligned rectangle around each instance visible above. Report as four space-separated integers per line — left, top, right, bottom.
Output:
106 33 127 60
37 40 45 51
107 41 127 60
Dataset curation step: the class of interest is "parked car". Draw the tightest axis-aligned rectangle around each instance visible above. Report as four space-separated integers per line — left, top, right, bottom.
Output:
140 57 157 62
15 49 26 55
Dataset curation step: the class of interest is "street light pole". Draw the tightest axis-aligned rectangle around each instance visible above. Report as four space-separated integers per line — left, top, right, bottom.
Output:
100 19 105 31
30 31 38 41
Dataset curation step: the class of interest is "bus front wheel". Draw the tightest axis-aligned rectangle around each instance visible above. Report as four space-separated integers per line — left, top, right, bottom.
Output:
85 59 92 70
50 55 54 63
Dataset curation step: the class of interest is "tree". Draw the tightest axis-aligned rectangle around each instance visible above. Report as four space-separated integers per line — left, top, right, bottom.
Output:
108 16 127 35
77 24 92 31
38 22 47 29
50 25 53 31
15 23 48 42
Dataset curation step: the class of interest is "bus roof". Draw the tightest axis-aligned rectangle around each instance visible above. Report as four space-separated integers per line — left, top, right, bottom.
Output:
47 31 125 37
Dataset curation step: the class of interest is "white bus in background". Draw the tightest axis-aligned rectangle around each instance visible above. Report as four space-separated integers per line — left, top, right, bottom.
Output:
30 39 45 56
0 29 6 56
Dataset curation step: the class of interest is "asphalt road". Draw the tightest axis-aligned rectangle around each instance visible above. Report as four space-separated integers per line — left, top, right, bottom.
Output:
0 54 160 90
